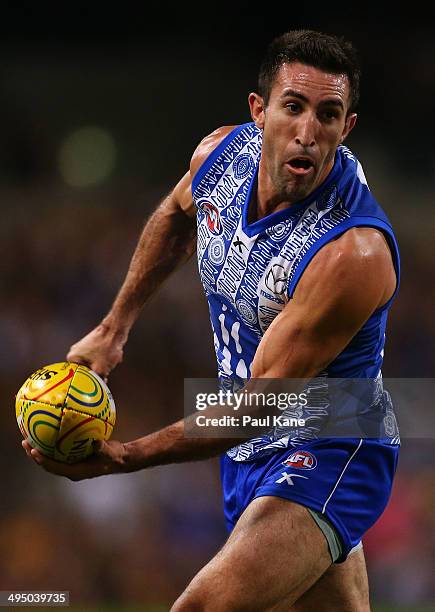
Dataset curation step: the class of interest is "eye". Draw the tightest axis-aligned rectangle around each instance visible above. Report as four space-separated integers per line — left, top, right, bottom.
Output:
321 110 339 121
285 102 300 113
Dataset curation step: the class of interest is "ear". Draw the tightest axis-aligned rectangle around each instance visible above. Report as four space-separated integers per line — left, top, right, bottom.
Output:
340 113 357 143
248 92 266 129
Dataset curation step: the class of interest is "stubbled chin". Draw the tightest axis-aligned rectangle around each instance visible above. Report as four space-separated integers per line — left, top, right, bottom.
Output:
286 172 316 194
282 174 316 202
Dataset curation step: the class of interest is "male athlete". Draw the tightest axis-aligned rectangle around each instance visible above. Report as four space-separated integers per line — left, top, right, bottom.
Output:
23 31 400 610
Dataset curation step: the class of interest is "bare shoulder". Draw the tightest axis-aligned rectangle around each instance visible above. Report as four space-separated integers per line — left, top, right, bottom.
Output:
327 227 393 267
173 126 238 218
296 227 396 307
190 125 238 178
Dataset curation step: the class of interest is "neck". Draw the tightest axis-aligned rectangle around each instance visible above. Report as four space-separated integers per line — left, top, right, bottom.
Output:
256 157 335 220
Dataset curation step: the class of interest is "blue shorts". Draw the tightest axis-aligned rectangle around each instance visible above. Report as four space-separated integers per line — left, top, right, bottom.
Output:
220 438 399 562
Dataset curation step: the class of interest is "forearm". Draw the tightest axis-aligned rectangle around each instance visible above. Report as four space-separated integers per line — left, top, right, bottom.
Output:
122 419 242 471
119 378 295 472
104 193 196 337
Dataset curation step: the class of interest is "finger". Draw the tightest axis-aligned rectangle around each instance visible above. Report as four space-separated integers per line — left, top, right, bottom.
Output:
22 440 33 457
89 367 110 383
30 448 49 466
30 448 99 480
66 353 90 367
92 439 106 454
67 356 109 382
29 448 81 478
29 447 63 471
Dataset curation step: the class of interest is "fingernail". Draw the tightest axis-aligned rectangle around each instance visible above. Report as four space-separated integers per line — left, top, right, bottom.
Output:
31 450 41 463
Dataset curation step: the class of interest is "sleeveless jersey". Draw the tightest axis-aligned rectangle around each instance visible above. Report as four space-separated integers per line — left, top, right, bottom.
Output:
192 123 400 461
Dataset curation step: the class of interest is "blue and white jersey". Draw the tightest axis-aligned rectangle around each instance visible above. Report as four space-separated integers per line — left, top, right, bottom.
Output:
192 123 400 461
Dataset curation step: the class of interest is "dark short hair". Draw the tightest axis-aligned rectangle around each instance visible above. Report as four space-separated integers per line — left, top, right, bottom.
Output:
258 30 361 114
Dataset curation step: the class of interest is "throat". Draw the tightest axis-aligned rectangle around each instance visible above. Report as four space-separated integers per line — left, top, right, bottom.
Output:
257 199 294 220
247 183 294 223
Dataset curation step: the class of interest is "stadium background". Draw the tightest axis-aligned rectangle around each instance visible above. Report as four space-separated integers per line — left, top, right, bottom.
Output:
1 8 434 611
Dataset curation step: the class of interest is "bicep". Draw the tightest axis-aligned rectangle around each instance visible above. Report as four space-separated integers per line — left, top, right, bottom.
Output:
251 234 391 379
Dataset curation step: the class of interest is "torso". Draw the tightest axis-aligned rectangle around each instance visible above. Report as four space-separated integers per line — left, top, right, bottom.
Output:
190 123 400 459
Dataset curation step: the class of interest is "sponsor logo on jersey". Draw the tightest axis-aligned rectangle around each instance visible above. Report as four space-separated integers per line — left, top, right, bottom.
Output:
282 450 317 470
233 235 248 253
265 264 288 295
275 471 309 486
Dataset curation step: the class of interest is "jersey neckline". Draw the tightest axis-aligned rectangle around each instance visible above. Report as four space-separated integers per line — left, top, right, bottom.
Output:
242 149 343 237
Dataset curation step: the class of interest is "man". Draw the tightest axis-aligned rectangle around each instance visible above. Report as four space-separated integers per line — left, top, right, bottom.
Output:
23 30 400 610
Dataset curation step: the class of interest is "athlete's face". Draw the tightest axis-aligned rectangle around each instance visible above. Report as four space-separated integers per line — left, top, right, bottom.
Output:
249 62 357 205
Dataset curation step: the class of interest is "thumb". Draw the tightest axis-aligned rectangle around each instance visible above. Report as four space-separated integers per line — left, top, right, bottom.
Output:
66 352 90 367
92 439 106 455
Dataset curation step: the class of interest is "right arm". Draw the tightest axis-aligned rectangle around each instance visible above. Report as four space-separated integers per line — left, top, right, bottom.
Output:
67 125 236 376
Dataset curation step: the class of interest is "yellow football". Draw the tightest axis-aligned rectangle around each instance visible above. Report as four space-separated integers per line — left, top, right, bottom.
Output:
16 362 116 464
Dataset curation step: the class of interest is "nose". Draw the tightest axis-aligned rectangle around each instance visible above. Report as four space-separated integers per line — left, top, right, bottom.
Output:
295 113 316 148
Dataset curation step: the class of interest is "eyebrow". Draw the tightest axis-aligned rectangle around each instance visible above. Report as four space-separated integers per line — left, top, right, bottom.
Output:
280 88 345 110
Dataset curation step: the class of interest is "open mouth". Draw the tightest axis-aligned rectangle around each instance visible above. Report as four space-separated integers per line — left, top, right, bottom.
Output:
286 157 315 175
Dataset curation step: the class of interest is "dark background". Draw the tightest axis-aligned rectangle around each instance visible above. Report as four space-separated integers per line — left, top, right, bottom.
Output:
0 8 434 610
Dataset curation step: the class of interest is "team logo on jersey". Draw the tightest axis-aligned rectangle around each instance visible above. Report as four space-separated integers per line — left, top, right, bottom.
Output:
265 264 288 295
233 154 254 180
208 237 226 265
282 451 317 470
199 201 223 235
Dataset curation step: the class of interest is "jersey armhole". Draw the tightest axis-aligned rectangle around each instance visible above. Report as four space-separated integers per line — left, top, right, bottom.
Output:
287 217 401 312
191 123 254 195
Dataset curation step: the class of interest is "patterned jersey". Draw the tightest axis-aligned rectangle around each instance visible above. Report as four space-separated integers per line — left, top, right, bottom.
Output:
192 123 400 461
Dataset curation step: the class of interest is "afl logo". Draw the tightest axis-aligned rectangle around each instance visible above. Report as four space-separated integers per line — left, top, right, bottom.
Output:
233 154 254 180
283 451 317 470
199 201 223 235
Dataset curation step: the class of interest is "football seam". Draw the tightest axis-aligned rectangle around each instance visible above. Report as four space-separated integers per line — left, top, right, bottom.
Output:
20 398 115 424
22 362 114 422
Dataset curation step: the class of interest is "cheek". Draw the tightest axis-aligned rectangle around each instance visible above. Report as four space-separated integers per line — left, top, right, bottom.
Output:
261 131 280 162
320 132 342 158
321 149 335 168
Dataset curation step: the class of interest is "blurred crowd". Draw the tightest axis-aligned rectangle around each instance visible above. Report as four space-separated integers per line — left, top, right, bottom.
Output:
1 35 435 609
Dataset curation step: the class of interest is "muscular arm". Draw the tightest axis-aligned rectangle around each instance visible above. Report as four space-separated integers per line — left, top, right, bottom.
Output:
26 227 396 478
102 174 196 331
67 126 236 376
251 228 396 380
120 228 396 470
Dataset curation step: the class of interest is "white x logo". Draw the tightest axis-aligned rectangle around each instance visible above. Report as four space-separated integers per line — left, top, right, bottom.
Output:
275 471 309 486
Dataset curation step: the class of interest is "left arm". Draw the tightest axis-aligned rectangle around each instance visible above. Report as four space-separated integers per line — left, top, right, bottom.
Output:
23 228 396 479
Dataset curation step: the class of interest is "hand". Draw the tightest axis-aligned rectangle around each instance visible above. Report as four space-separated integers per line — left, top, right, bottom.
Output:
22 439 128 481
66 322 126 379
